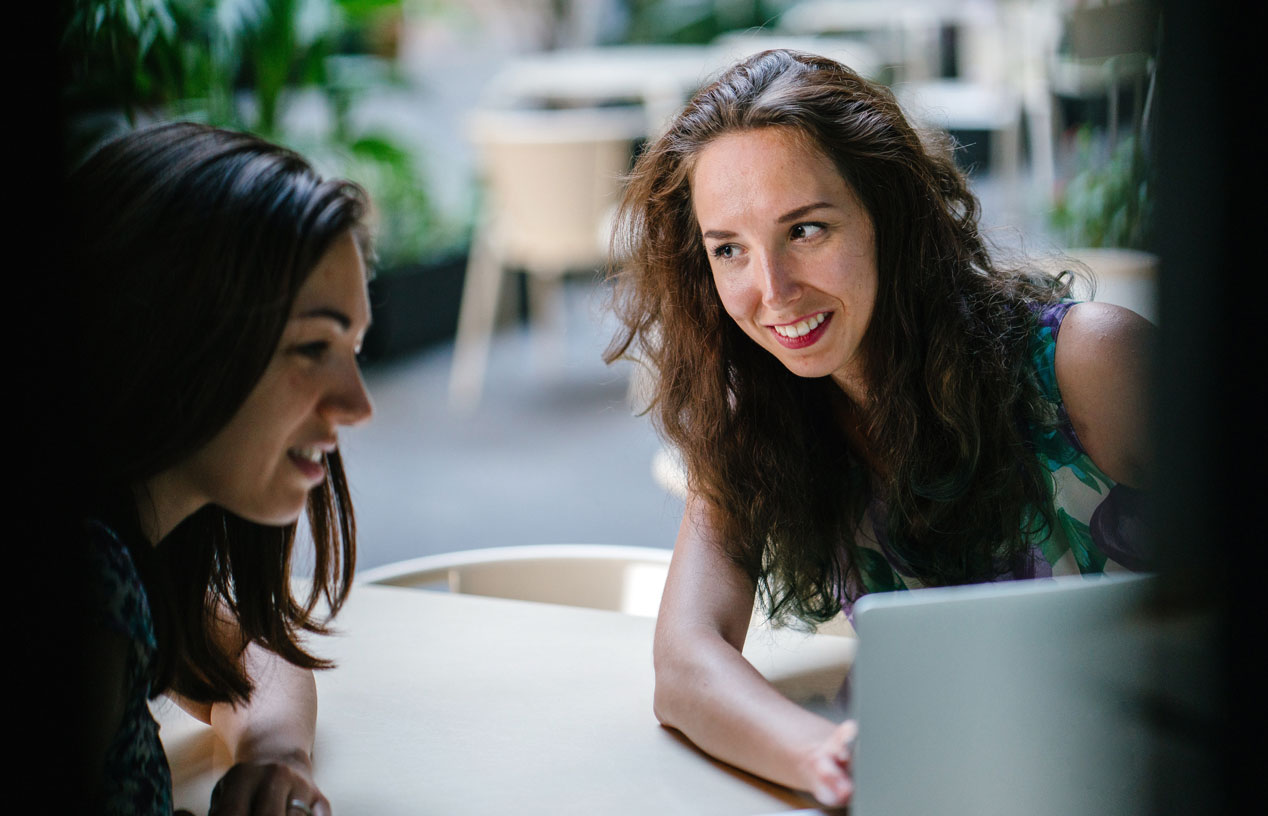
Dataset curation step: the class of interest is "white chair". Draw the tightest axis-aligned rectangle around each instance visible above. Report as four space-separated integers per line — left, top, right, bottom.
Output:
356 543 673 617
895 78 1023 180
879 0 1069 217
447 106 645 411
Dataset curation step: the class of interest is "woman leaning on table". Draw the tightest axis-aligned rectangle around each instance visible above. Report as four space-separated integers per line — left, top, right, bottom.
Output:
66 122 374 815
605 49 1154 807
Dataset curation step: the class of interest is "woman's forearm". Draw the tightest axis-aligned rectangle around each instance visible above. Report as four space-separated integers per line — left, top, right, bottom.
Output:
653 623 838 793
653 494 854 806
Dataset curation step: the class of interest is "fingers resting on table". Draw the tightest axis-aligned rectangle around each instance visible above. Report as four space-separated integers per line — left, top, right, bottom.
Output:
208 758 332 816
806 719 857 807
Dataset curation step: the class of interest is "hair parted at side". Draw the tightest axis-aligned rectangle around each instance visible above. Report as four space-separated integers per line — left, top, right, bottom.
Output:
605 49 1074 624
67 121 370 702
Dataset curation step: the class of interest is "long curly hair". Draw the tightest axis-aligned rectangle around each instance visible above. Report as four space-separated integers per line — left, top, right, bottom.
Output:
67 122 367 702
606 50 1074 624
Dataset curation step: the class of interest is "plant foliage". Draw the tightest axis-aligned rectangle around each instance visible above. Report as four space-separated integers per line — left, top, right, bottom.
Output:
60 0 467 267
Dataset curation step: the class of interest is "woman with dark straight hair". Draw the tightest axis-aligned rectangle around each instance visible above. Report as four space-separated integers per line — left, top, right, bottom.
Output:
606 50 1154 805
67 121 374 815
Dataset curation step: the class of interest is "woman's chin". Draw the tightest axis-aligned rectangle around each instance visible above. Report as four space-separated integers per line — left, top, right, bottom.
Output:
221 497 310 527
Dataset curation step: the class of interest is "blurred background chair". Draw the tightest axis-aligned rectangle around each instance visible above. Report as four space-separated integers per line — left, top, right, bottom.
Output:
892 1 1055 211
448 105 645 411
1049 0 1157 148
780 0 1061 210
356 543 673 617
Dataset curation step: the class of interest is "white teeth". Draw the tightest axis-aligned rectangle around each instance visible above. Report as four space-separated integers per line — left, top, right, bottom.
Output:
291 447 324 463
774 312 826 338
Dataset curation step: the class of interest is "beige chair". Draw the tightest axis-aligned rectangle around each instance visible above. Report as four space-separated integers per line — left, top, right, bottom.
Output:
359 542 856 635
447 106 645 411
356 544 673 617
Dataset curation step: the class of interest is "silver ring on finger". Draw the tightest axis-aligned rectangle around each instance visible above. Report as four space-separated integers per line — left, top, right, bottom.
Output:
287 799 314 816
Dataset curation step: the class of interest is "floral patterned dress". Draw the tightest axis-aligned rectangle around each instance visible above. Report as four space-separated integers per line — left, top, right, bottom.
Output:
82 519 173 815
842 301 1152 616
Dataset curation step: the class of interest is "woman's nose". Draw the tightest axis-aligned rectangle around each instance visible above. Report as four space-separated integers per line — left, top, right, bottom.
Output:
757 251 799 307
324 360 374 427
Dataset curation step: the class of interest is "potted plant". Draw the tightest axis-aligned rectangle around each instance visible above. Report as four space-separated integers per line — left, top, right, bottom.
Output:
1050 124 1152 251
61 0 474 362
342 131 473 365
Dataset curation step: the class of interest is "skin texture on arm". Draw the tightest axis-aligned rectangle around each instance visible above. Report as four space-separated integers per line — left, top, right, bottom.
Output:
654 493 856 806
169 618 331 816
1053 301 1156 488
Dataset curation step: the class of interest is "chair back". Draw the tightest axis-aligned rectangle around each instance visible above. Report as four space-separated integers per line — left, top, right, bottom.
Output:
466 107 645 274
357 544 673 617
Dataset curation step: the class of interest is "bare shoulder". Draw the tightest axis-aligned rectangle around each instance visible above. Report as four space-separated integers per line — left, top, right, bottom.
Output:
1053 301 1156 487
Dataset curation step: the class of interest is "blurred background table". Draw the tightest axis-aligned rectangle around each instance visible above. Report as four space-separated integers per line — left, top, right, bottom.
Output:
480 39 883 135
154 582 856 816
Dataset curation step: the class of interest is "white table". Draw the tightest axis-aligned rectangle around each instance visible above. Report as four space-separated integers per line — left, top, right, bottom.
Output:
155 584 856 815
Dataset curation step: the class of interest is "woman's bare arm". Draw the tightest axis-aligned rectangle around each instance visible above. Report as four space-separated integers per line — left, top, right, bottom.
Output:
654 493 855 806
169 618 331 815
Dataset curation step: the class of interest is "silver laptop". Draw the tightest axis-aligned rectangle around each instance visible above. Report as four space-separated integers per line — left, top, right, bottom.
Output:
848 573 1160 816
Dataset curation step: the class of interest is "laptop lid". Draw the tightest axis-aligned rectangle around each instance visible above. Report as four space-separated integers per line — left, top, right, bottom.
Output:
848 573 1159 816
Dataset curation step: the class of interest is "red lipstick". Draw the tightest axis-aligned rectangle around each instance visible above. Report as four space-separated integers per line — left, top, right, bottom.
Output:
769 311 832 349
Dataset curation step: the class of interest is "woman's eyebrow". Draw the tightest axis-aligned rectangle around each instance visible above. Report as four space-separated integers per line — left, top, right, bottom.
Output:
701 201 837 241
296 307 351 330
777 201 834 223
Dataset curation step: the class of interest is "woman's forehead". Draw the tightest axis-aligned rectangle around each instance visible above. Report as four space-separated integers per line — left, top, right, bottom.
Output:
690 129 853 223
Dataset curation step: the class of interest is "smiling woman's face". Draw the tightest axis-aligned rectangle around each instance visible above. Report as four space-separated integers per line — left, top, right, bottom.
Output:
691 127 878 402
161 231 375 529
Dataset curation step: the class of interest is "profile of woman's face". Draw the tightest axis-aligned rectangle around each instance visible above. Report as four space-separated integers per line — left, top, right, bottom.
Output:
167 231 374 526
691 126 879 402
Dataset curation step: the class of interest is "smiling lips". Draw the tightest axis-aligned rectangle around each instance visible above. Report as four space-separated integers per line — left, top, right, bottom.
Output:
287 444 332 482
769 311 832 349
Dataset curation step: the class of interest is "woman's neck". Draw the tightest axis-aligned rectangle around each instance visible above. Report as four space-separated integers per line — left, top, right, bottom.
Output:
830 384 884 479
134 470 206 545
830 361 870 408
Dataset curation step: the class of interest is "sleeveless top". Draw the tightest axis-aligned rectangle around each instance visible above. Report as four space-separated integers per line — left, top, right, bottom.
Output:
840 301 1152 616
82 519 173 815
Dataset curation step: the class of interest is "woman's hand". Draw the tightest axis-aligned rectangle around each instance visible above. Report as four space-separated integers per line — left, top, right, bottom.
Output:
208 752 331 816
800 719 857 807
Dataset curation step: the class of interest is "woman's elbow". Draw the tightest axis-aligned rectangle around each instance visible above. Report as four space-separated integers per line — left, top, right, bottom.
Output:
651 640 691 729
652 682 675 728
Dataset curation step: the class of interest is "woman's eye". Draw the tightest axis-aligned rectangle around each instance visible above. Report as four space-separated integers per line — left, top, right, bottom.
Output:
710 244 737 260
791 223 824 240
295 341 329 360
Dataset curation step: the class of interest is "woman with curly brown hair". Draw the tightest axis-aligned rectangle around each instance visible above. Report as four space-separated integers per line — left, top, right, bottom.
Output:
605 49 1153 806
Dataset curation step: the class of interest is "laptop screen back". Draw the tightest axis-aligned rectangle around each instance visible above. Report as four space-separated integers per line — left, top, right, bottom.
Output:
848 573 1159 816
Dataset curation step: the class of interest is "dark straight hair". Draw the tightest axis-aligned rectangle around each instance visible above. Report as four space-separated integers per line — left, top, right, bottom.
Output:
67 121 369 701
